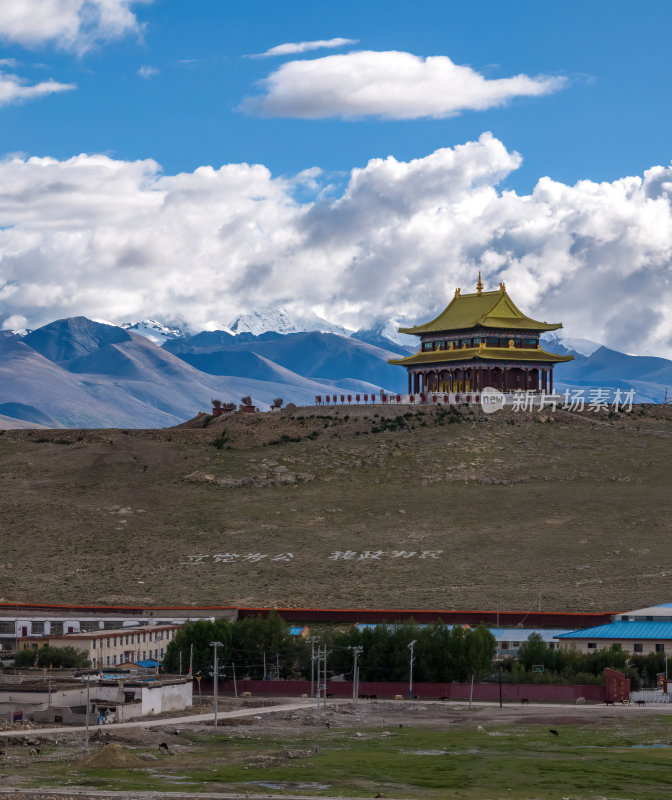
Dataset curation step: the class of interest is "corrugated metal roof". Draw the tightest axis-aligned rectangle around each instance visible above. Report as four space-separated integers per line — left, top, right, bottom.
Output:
288 626 306 636
558 622 672 640
356 624 572 641
491 629 572 642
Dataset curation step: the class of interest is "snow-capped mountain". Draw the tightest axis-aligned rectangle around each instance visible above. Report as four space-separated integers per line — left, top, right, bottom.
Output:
353 318 417 351
121 319 186 346
228 308 353 337
542 331 603 357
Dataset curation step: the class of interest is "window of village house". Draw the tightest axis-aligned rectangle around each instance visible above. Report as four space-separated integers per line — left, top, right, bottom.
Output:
587 643 597 649
106 656 110 665
143 632 146 642
51 622 63 635
113 637 117 646
113 655 117 664
125 635 129 645
106 637 110 647
92 639 96 649
31 621 45 635
142 651 146 659
656 643 665 652
0 621 15 634
634 643 643 652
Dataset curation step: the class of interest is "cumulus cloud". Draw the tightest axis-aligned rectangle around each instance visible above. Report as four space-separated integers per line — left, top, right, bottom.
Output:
0 0 150 53
241 50 566 119
0 69 75 106
1 134 671 358
249 37 358 58
137 64 158 79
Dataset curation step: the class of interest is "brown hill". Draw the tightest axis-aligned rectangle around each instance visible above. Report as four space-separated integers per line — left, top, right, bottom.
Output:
1 403 670 611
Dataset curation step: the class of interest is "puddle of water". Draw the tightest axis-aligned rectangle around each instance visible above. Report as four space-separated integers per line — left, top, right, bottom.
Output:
252 782 331 790
404 749 447 756
153 774 200 782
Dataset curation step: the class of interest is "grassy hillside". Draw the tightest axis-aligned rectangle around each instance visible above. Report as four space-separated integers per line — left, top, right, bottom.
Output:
1 403 670 611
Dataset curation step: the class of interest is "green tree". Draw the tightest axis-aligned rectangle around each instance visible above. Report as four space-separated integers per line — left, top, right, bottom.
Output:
14 646 90 669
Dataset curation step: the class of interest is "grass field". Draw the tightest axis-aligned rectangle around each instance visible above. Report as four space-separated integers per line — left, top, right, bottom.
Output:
1 403 671 611
10 714 672 799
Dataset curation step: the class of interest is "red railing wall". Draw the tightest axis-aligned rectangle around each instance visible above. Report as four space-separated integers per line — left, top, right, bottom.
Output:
205 679 605 703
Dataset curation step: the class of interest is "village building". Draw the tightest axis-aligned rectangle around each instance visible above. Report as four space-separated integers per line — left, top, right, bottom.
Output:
389 275 573 394
556 621 672 656
0 601 231 652
0 673 192 725
16 624 182 668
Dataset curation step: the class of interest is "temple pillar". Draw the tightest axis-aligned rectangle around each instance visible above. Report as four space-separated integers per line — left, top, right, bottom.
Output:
549 369 553 394
408 372 412 395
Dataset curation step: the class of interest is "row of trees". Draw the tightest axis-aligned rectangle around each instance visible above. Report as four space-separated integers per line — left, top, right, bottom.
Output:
163 617 497 683
14 646 90 669
163 612 310 678
329 622 496 683
502 634 666 689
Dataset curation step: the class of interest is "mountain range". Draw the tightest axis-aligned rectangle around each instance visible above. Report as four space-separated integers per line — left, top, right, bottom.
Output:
0 312 669 428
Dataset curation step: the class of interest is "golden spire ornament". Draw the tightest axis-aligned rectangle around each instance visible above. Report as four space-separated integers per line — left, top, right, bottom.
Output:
476 272 483 296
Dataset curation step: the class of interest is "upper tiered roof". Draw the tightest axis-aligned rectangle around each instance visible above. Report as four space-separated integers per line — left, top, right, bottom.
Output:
399 275 562 335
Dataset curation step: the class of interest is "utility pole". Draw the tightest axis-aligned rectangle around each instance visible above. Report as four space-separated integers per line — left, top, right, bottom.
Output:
263 651 266 681
408 640 417 699
276 652 280 679
316 644 327 711
307 637 319 698
348 646 363 704
232 662 238 697
189 643 193 676
498 666 503 708
210 641 223 728
84 676 92 752
179 650 182 675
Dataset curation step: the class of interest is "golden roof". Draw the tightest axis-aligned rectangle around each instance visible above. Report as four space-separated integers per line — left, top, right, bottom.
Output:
399 283 562 335
388 344 574 367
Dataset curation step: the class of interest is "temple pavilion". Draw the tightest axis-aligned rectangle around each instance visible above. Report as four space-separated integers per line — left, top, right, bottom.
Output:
389 275 573 395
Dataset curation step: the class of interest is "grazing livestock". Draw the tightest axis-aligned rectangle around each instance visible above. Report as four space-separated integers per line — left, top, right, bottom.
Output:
438 696 449 702
159 742 170 752
394 694 404 701
29 748 40 756
549 730 559 737
520 698 529 704
635 700 646 706
605 700 615 706
477 726 486 734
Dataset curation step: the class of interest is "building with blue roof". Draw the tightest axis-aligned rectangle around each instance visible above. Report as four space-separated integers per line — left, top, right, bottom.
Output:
556 621 672 655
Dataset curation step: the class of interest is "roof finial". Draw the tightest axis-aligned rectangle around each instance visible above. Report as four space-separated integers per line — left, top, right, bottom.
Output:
476 272 483 296
454 287 461 298
499 281 506 293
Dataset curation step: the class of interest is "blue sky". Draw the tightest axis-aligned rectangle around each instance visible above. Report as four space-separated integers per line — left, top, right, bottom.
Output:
1 1 671 357
2 0 671 191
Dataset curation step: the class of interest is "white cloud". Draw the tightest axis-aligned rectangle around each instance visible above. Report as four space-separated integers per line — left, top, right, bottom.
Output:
1 313 28 331
0 70 75 106
0 0 150 53
0 58 20 68
137 64 158 79
241 50 566 119
0 135 671 358
249 37 358 58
